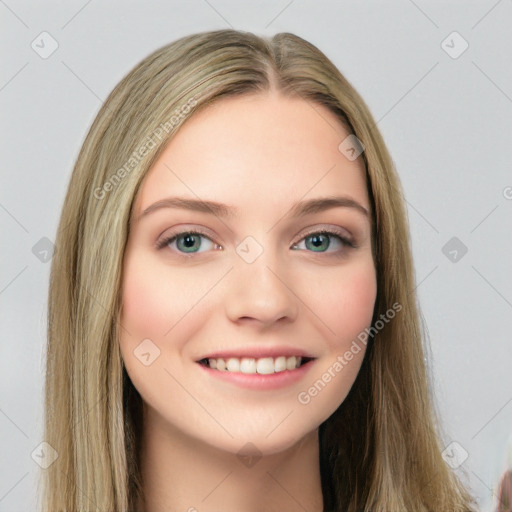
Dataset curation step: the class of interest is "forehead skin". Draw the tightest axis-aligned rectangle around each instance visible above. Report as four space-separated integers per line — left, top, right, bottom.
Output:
130 91 370 232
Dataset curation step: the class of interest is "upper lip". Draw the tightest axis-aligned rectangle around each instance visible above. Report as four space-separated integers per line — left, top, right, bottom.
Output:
196 346 317 361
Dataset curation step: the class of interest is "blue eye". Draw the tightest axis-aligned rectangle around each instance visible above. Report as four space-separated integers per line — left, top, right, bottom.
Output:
157 230 217 254
292 231 355 253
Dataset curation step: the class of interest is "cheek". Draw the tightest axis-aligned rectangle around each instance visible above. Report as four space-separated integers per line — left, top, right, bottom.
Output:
314 261 377 345
120 255 170 341
295 263 376 417
118 252 214 404
119 251 192 378
120 252 200 340
119 251 223 363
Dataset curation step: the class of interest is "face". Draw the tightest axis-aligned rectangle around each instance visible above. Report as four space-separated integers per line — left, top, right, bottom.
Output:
119 92 377 456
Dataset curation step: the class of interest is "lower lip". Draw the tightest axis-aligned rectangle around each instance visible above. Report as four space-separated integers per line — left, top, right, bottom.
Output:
196 360 316 390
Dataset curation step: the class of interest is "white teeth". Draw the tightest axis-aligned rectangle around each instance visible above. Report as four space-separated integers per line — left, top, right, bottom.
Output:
226 358 240 372
287 356 297 370
256 357 274 374
240 358 257 373
204 356 303 373
274 356 287 372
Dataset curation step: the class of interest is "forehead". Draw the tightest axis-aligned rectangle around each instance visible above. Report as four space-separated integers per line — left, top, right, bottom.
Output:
133 92 369 217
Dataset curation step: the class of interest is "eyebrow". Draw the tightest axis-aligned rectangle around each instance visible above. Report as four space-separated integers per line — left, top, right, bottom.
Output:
136 195 369 222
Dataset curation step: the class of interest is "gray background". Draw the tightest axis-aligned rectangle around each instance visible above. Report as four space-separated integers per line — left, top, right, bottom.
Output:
1 1 511 510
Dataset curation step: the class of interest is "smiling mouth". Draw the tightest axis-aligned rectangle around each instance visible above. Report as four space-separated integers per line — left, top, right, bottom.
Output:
197 356 314 374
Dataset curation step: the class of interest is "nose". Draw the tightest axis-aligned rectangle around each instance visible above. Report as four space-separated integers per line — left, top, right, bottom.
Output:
224 249 299 328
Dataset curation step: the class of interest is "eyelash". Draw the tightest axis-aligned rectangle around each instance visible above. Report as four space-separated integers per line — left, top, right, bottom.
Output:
155 227 357 256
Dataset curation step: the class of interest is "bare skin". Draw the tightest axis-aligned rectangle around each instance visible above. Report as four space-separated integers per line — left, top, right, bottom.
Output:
120 91 377 512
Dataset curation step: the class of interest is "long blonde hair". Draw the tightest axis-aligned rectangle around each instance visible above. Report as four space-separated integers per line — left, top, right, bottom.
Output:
41 29 478 511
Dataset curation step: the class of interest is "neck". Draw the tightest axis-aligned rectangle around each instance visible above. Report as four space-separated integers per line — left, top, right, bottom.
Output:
138 405 324 512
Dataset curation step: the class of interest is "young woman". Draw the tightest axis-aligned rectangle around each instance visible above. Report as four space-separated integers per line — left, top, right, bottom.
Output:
41 29 478 511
